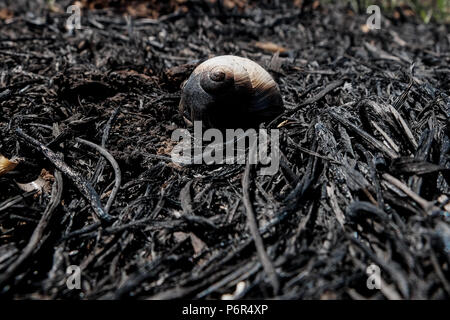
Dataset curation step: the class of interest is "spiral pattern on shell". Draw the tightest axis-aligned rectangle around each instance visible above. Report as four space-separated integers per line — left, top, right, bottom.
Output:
179 55 284 129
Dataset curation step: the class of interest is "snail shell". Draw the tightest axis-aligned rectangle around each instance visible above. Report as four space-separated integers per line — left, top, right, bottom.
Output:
179 55 284 129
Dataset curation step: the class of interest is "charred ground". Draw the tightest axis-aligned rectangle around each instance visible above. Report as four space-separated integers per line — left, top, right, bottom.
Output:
0 0 449 299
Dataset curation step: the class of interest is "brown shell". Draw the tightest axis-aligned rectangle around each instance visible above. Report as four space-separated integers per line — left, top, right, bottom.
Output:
179 55 283 129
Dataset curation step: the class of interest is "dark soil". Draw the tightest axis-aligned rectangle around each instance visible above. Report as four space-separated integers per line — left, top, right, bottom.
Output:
0 0 449 299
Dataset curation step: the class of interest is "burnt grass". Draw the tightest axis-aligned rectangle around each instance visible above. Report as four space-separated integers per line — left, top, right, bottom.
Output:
0 0 449 299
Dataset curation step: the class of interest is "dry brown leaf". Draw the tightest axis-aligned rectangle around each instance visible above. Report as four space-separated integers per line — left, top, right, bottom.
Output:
0 8 13 20
208 0 247 11
276 119 289 128
0 154 19 177
173 231 189 243
16 169 54 195
223 0 247 10
254 41 288 54
79 0 188 18
293 0 303 7
360 24 370 33
312 0 320 10
190 233 206 255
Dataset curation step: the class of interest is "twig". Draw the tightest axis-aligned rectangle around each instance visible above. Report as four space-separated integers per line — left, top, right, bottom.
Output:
0 191 37 212
268 78 347 127
328 110 399 159
15 127 114 223
75 138 121 213
287 136 343 165
382 173 437 213
393 64 415 111
0 171 63 287
92 107 120 186
347 234 410 298
242 141 280 294
24 122 121 212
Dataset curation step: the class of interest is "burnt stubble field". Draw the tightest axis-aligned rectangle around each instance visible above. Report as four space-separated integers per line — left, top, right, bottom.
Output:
0 0 449 299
